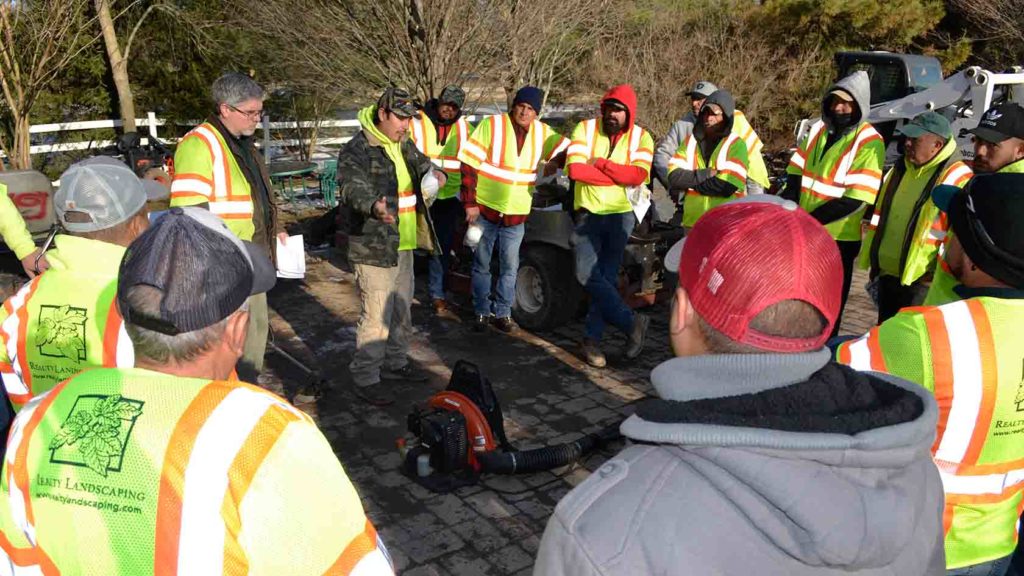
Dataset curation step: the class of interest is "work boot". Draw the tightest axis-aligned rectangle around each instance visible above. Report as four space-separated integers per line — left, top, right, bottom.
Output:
580 339 606 368
381 363 430 383
624 313 650 360
473 315 492 332
432 298 450 316
493 316 517 334
352 382 394 407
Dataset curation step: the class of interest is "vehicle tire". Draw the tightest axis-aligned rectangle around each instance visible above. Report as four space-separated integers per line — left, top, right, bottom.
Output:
513 244 581 331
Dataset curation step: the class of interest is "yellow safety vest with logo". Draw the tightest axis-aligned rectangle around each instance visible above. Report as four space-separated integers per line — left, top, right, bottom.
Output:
859 141 973 286
410 112 470 201
787 120 885 241
668 132 749 228
925 158 1024 306
170 122 256 241
0 182 38 261
837 296 1024 570
566 118 654 214
732 111 769 189
458 114 569 216
0 367 394 575
0 235 132 411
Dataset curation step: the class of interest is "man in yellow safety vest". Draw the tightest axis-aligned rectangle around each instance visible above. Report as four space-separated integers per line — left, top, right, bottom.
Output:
860 112 972 323
783 71 884 337
410 84 470 316
566 84 654 367
170 72 286 383
925 102 1024 307
0 157 153 415
837 173 1024 574
0 206 394 574
458 86 569 333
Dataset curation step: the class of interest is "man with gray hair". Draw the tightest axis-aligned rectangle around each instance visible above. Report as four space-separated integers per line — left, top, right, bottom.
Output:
170 72 286 382
0 206 395 574
0 157 154 413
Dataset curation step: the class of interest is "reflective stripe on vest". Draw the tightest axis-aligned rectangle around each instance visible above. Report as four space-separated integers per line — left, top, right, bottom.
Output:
411 113 468 173
669 132 747 227
170 123 254 221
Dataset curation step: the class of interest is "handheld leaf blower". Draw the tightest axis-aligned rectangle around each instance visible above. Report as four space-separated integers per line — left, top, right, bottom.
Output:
403 360 621 492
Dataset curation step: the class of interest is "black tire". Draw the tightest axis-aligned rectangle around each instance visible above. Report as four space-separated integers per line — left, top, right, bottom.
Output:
513 244 581 331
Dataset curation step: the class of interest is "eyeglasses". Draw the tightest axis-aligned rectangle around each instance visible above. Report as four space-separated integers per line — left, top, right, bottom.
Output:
226 103 263 121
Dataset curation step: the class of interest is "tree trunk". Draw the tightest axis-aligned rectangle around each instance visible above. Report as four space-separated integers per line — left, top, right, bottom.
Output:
96 0 136 133
13 114 30 170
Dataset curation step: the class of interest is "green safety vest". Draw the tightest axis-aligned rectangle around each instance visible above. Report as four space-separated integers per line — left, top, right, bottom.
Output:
0 235 132 410
566 118 654 214
0 367 389 574
410 111 470 201
170 122 256 241
787 120 885 241
0 182 38 260
668 131 749 228
924 158 1024 306
458 114 569 216
837 296 1024 569
356 105 417 250
732 111 770 189
859 138 973 285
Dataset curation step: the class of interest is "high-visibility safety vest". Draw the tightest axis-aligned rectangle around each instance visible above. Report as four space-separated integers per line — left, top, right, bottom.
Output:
732 111 770 189
837 297 1024 570
787 120 884 241
0 183 38 261
0 235 132 410
410 112 470 201
457 114 569 216
668 132 749 228
924 158 1024 306
0 367 394 575
859 139 973 286
170 122 256 241
565 118 654 214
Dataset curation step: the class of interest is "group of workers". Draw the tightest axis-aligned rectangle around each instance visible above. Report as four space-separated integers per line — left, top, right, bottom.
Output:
0 62 1016 575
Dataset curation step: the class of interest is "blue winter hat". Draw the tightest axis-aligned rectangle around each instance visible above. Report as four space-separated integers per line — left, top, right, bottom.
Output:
512 86 544 114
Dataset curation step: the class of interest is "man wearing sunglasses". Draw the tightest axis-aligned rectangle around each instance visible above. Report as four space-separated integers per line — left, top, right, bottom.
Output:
838 173 1024 575
338 88 446 405
170 72 285 383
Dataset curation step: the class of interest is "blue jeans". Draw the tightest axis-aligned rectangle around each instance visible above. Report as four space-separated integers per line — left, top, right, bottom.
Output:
573 210 635 341
472 217 525 318
948 554 1013 576
427 197 464 300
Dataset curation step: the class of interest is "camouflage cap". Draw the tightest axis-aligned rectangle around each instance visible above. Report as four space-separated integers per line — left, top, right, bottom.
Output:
439 85 466 109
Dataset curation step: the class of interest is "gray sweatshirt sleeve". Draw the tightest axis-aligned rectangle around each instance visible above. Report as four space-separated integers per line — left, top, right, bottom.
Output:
533 516 604 576
653 120 691 188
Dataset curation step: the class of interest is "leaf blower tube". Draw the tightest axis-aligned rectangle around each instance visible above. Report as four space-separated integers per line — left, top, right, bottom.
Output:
474 423 621 475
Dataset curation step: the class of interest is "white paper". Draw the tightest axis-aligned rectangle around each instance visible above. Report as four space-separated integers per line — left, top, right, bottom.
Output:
627 186 651 222
276 234 306 279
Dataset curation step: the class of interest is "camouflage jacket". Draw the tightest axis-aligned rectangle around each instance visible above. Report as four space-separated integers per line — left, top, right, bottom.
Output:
337 129 440 267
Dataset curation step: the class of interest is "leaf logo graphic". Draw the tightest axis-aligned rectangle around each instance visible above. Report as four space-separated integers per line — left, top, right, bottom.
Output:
49 395 144 476
37 304 88 362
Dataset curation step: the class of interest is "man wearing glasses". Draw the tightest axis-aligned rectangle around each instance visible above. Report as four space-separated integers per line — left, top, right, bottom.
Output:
837 173 1024 575
170 72 286 382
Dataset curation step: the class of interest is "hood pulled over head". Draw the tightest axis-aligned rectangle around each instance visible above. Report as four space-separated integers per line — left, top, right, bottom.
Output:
600 84 638 132
823 71 871 132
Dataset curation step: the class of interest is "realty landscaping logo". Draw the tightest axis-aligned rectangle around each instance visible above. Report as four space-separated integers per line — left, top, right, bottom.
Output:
36 304 88 362
49 394 144 477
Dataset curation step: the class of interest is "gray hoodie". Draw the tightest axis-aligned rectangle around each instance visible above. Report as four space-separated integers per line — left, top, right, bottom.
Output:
534 349 946 576
823 70 871 135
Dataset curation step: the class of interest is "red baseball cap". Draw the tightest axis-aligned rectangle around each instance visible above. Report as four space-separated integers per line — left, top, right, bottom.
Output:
664 196 842 352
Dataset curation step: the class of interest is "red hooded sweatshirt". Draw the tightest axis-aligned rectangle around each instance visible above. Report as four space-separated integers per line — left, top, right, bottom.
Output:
567 84 649 188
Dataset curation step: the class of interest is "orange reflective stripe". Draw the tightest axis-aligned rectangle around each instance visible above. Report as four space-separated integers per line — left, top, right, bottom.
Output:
12 380 67 531
102 299 121 367
173 173 214 187
865 328 888 372
0 529 58 575
961 300 998 469
921 307 954 453
220 407 300 574
325 519 379 575
13 279 40 396
154 384 233 576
